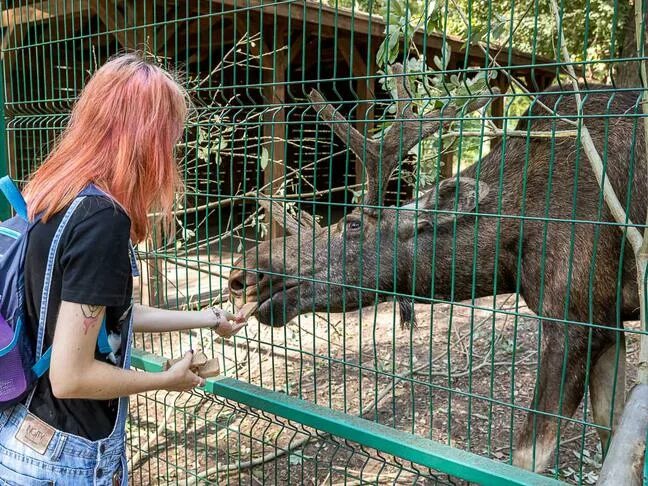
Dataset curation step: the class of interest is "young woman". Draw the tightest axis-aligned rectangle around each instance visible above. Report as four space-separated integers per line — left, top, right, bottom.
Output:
0 54 245 485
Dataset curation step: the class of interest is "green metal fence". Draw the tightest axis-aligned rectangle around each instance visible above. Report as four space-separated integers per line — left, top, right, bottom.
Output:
1 0 647 484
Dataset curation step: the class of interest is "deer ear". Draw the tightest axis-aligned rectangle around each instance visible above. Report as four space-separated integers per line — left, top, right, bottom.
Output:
418 177 490 225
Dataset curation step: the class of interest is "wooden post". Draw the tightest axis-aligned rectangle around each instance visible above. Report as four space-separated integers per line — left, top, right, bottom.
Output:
138 223 167 307
261 48 287 240
237 15 288 241
96 0 165 306
439 148 454 178
598 384 648 486
337 38 375 187
438 56 455 179
490 75 509 145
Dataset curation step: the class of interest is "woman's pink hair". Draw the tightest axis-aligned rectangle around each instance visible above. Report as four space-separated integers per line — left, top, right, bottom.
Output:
23 53 188 243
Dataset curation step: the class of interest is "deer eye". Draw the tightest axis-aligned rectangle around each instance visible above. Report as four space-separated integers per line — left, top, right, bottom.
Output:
346 219 362 232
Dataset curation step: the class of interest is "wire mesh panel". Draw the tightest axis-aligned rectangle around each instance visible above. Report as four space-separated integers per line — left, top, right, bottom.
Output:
128 391 455 485
1 0 647 485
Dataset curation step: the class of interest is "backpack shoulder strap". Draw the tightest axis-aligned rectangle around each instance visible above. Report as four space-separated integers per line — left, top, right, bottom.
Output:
0 176 28 221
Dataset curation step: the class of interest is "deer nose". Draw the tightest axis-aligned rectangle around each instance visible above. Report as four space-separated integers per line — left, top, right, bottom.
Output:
228 269 266 295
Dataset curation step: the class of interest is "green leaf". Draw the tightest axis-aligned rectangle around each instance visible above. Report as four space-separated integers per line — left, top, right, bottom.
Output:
197 127 208 143
425 0 437 21
376 38 388 68
260 147 269 170
390 0 404 19
387 30 402 64
197 146 210 161
289 454 303 465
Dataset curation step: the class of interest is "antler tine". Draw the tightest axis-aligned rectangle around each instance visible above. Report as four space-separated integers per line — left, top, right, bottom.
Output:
372 68 499 209
389 63 416 119
307 89 380 161
357 63 420 210
382 85 500 164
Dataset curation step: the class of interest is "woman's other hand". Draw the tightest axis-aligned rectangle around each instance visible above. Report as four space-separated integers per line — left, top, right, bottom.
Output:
163 351 204 391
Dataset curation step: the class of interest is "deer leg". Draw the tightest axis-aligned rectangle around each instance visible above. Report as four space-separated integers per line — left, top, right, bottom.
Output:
513 327 587 472
588 334 626 455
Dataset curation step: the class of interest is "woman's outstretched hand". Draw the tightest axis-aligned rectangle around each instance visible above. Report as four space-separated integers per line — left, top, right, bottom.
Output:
206 308 247 338
163 350 205 391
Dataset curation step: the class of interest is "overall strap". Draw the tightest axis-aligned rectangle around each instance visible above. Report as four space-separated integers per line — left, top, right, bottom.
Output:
28 197 88 386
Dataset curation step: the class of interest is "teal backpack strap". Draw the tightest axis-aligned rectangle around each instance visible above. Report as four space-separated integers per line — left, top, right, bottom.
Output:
0 176 28 221
97 316 112 354
32 347 51 378
32 317 113 376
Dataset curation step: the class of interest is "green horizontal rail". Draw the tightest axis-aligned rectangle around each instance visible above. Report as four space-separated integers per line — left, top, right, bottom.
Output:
131 348 564 486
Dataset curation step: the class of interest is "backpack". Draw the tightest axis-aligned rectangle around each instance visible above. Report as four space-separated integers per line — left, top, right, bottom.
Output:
0 176 113 409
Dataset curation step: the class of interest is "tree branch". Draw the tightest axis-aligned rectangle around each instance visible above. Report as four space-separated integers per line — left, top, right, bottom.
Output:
549 0 643 256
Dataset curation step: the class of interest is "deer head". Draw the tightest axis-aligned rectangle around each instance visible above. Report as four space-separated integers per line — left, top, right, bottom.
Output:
229 64 497 325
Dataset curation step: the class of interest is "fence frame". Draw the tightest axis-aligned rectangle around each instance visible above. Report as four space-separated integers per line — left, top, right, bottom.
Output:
2 1 646 484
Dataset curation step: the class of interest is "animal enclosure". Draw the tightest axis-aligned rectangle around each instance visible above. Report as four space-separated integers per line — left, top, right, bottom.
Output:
1 0 647 485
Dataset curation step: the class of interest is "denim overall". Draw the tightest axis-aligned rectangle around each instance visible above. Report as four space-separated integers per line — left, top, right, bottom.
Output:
0 189 139 486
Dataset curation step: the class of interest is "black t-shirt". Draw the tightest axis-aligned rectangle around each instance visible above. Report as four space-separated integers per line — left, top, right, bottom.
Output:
24 196 133 440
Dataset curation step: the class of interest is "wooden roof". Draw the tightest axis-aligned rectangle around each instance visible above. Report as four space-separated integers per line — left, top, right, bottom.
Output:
1 0 556 86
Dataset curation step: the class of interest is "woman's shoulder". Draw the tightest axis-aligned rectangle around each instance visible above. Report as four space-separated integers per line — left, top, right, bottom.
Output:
73 195 130 225
64 196 132 247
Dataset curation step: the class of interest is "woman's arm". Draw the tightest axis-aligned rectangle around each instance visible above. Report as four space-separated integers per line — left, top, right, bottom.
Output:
50 301 203 400
132 304 246 337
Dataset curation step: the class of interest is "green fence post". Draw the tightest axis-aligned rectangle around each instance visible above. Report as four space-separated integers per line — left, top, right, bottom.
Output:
0 60 10 221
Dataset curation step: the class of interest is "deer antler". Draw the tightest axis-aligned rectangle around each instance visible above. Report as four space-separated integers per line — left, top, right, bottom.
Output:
309 63 499 210
307 90 381 162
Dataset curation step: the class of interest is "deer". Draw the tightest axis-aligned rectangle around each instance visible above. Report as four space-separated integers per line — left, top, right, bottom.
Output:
228 63 647 472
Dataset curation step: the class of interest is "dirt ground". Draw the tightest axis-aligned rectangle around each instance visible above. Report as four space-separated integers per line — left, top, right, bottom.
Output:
127 294 639 485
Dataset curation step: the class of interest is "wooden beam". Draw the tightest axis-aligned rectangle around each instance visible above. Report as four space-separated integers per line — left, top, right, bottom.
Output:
211 0 556 80
1 6 51 28
337 37 368 77
288 35 304 66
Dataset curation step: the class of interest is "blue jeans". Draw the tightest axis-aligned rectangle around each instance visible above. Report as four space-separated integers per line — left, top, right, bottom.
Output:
0 400 128 486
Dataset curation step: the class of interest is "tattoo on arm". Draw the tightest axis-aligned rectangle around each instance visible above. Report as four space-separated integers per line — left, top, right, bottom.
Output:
81 304 102 335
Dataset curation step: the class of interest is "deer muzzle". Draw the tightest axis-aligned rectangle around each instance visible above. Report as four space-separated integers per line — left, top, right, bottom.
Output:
228 267 267 309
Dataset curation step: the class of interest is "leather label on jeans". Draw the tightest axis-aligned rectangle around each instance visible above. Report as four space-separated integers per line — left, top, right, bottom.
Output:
14 414 55 455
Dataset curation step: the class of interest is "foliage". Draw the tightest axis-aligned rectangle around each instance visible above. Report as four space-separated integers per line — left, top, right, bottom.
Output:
371 0 502 187
331 0 630 82
329 0 629 189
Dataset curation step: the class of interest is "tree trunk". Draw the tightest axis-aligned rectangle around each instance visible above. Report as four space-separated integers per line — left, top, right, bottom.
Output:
614 2 648 88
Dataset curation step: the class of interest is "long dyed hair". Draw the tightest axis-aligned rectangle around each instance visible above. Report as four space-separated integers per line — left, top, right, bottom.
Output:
23 53 188 243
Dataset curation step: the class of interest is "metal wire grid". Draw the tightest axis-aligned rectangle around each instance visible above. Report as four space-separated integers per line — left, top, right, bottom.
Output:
128 391 455 485
1 1 647 485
